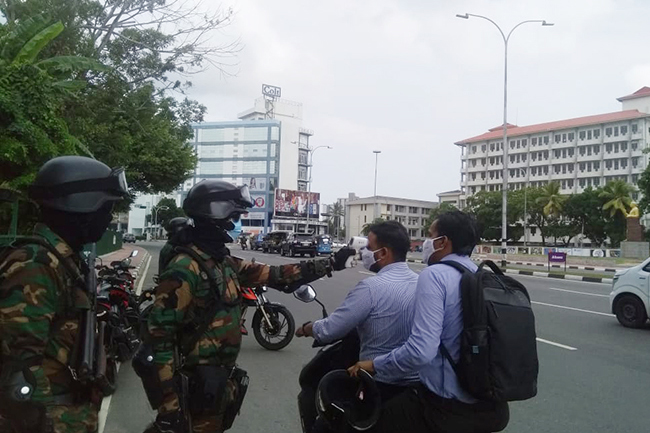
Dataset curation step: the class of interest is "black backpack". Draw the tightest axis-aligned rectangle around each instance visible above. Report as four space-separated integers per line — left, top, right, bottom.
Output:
437 260 539 403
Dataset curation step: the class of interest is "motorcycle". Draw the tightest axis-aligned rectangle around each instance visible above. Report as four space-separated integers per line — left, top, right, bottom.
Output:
293 285 361 433
95 250 141 395
241 286 296 350
240 236 248 250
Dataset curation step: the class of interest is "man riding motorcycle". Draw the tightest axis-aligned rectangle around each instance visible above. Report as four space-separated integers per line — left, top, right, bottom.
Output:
141 180 355 433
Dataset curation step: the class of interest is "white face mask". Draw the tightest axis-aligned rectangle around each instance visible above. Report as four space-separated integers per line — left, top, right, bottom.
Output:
422 236 446 264
361 247 383 271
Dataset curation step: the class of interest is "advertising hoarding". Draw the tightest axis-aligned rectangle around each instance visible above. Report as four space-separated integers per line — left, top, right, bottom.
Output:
274 189 320 218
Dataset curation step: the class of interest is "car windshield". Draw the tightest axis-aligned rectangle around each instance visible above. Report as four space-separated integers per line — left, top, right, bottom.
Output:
295 234 313 241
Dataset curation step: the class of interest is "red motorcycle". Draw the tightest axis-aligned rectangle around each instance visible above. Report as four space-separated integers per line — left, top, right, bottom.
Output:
240 286 295 351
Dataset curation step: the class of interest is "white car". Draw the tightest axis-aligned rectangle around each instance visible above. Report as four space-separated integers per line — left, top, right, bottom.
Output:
609 259 650 328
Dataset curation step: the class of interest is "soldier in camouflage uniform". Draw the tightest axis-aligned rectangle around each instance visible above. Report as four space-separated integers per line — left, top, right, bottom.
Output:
143 180 355 433
0 156 128 433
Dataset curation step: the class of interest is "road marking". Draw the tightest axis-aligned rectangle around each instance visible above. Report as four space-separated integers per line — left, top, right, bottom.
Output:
542 287 610 298
98 362 121 433
532 300 615 317
136 254 152 295
536 337 578 351
359 271 375 276
515 274 611 286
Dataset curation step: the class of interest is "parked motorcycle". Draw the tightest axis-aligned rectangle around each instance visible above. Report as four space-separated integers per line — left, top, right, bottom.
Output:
293 285 361 433
241 286 296 350
95 250 141 395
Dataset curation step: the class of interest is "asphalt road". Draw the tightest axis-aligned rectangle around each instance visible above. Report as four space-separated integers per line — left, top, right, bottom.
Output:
102 242 650 433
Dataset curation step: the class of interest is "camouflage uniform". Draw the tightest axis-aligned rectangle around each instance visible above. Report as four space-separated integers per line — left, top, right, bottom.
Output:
148 243 333 432
0 224 98 433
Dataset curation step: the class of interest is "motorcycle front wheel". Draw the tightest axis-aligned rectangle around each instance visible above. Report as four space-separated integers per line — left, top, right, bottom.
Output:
252 304 295 351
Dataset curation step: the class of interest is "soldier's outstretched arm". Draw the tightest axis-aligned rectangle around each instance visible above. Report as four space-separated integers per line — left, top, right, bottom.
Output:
233 247 356 292
146 255 199 415
0 253 58 405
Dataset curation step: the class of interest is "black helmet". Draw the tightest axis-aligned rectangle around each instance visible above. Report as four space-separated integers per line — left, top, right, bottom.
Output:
316 369 381 432
183 180 253 221
28 156 128 213
166 217 190 236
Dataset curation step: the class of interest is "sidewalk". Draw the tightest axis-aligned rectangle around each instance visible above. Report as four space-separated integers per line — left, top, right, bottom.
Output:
99 244 150 285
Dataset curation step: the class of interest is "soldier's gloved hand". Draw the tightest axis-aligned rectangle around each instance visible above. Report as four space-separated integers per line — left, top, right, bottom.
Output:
331 247 356 271
144 411 188 433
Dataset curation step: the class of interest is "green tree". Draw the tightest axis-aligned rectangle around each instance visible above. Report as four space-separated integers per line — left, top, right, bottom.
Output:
422 202 456 234
465 190 523 242
155 198 185 229
537 181 567 217
361 218 386 236
599 180 634 218
0 14 105 189
326 202 345 239
563 187 607 247
524 187 550 246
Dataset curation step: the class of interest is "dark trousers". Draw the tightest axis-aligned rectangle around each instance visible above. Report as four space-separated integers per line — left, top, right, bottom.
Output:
368 384 509 433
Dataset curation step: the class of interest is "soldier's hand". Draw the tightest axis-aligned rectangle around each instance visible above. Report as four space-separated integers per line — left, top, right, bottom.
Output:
332 247 356 271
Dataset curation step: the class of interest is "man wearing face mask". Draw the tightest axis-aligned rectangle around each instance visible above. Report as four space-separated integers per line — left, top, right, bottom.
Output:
349 210 509 433
296 221 419 402
0 156 128 433
143 180 355 433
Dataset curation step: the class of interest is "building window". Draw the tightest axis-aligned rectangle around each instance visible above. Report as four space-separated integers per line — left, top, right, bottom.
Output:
632 142 639 151
605 127 612 137
621 142 628 152
632 123 638 134
472 145 477 154
579 178 586 188
554 134 561 143
633 157 639 168
594 129 601 138
632 174 639 183
568 179 574 189
606 143 612 153
614 143 619 153
580 162 585 171
562 133 567 142
481 158 486 166
587 130 592 140
621 125 628 135
544 136 549 144
614 126 619 136
364 215 367 223
510 141 515 149
568 132 575 141
621 159 628 169
594 144 600 154
472 159 477 167
606 160 612 170
579 131 586 140
482 144 487 152
522 139 527 147
532 137 538 146
490 143 495 151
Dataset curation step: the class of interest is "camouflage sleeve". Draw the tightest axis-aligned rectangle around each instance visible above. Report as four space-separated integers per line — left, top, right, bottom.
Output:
0 250 58 405
146 254 199 414
233 257 333 292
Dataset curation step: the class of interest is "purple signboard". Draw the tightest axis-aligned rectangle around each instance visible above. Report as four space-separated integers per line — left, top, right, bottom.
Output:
548 252 567 263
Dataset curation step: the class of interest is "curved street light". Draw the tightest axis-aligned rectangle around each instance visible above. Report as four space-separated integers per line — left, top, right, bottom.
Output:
306 145 333 233
152 205 169 239
457 13 553 267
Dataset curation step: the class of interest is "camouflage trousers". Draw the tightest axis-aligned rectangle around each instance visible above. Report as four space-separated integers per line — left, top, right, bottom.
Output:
0 403 97 433
49 403 98 433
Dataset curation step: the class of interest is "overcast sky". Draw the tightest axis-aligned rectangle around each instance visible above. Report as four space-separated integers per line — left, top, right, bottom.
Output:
181 0 650 205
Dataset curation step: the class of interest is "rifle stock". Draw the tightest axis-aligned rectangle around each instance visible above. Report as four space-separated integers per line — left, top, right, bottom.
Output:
73 243 98 382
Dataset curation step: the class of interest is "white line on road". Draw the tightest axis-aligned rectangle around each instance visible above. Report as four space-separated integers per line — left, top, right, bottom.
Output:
136 254 152 296
359 271 375 276
532 300 615 317
536 337 578 351
543 287 610 298
515 274 610 286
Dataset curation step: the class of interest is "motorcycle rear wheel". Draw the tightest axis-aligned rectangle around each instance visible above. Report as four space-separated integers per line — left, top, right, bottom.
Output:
252 305 295 351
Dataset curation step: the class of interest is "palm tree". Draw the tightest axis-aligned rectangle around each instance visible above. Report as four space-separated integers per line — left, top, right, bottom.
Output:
329 202 345 238
536 181 567 217
600 180 635 217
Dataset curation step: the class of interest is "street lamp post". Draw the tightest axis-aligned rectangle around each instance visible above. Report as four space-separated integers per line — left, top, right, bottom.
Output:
373 150 381 220
152 205 169 239
514 168 529 247
457 13 553 267
306 145 332 234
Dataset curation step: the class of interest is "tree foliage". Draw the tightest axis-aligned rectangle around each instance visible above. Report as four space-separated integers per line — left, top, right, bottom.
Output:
422 202 457 234
361 218 386 236
465 181 634 247
0 0 237 197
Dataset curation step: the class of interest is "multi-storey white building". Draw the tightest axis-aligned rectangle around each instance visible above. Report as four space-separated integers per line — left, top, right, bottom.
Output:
181 96 319 234
345 193 437 241
456 87 650 203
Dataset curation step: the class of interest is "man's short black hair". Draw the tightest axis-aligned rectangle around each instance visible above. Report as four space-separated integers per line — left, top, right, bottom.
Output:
435 210 478 256
368 220 410 262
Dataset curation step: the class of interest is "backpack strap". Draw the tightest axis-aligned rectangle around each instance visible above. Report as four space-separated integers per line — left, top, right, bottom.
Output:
171 246 225 357
2 236 84 288
432 260 471 378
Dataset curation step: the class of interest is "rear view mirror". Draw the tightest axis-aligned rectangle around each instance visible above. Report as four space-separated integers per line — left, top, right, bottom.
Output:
293 284 317 303
130 250 139 258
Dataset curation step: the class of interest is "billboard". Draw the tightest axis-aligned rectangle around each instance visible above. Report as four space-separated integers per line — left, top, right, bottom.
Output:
262 84 281 98
274 189 320 218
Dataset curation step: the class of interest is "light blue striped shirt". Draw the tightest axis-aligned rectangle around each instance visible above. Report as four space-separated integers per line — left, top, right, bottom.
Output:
312 261 419 384
373 254 478 403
